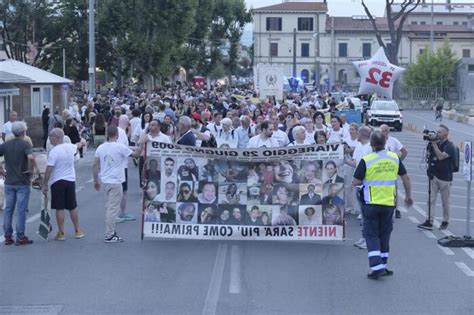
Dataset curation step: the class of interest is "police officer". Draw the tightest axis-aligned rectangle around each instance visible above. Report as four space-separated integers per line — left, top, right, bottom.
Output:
352 130 413 279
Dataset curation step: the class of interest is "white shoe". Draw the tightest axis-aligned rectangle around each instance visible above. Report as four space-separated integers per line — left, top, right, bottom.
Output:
356 240 367 249
357 214 362 220
353 238 365 247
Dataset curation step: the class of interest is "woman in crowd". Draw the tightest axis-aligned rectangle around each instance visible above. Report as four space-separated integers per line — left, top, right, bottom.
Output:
313 111 328 133
64 118 84 158
314 130 328 145
92 113 107 147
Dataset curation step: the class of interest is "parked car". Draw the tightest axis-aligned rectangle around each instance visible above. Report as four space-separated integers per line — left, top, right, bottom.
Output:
366 100 403 131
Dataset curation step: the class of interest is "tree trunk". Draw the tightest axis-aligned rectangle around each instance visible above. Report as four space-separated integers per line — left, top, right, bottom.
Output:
143 73 154 92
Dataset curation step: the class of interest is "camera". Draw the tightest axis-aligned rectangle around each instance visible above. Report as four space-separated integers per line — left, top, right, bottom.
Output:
423 129 438 141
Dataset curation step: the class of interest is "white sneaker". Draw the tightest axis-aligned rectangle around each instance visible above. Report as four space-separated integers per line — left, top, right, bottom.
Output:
353 238 365 247
356 240 367 249
357 214 362 220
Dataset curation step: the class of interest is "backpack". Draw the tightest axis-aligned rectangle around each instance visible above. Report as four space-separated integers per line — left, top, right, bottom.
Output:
451 142 459 173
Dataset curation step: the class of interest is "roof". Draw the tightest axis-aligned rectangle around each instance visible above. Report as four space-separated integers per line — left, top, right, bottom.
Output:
0 59 73 84
0 83 19 96
254 2 327 12
328 16 473 33
0 71 33 83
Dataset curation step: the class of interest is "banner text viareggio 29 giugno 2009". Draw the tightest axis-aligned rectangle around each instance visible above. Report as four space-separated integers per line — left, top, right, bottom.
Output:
142 141 345 241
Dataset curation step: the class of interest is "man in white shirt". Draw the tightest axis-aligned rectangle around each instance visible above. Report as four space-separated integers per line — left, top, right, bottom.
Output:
42 128 86 241
247 121 279 148
380 124 408 219
116 115 135 222
235 116 253 149
346 125 372 249
206 112 223 136
93 126 134 243
2 111 17 141
270 115 290 146
215 118 238 148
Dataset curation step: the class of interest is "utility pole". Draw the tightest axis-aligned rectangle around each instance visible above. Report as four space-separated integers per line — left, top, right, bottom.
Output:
292 28 296 77
62 48 66 78
88 0 96 97
429 0 434 52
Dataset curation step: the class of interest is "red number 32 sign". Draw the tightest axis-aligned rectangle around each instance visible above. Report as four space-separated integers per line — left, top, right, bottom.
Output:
365 67 393 88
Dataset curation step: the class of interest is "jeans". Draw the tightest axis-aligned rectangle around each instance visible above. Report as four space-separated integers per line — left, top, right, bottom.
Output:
362 204 394 271
3 184 31 239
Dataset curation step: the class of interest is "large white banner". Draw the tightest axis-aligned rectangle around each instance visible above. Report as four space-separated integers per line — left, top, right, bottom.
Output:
256 64 285 101
142 142 345 241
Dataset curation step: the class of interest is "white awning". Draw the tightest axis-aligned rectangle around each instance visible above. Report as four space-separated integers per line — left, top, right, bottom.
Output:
0 83 19 96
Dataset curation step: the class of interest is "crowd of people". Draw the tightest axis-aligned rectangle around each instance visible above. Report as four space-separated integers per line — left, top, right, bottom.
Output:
2 81 458 280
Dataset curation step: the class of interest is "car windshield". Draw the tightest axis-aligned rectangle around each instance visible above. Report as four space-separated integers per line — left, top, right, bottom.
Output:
372 101 398 111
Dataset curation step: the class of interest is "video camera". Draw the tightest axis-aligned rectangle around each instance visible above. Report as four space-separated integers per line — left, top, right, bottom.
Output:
423 129 438 141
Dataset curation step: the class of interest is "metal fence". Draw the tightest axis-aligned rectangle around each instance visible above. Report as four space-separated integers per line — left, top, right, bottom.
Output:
396 85 458 102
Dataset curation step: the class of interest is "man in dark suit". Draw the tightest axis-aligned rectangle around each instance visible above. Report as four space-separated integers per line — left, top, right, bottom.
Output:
324 160 344 184
300 184 322 205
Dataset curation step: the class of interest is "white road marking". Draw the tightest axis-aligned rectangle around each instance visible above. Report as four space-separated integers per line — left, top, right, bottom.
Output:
202 243 228 315
411 190 474 200
408 216 420 224
0 235 4 243
229 245 241 294
398 206 408 213
26 213 41 224
454 262 474 277
86 179 94 183
422 230 437 239
461 248 474 260
76 185 84 192
440 230 454 237
437 244 455 256
414 202 469 210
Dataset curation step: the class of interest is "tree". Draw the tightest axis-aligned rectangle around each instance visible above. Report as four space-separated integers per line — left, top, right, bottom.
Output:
0 1 56 65
361 0 421 65
404 38 458 87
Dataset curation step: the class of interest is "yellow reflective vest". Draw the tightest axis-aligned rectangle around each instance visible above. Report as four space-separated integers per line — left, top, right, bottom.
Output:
362 150 399 206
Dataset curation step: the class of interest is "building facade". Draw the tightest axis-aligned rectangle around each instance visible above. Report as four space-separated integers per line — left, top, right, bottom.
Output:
253 1 474 92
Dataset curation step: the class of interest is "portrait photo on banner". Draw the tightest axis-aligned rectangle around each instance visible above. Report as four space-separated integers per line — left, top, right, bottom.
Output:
219 182 247 205
143 201 176 223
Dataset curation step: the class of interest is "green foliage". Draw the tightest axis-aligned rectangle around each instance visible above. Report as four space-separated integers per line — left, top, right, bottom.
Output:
405 38 458 87
0 0 252 86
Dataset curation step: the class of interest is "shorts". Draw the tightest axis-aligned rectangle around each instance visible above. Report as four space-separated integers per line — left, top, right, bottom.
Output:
51 180 77 210
122 168 128 192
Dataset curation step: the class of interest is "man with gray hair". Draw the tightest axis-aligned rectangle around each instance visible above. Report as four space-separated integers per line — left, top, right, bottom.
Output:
0 121 36 245
177 116 196 146
235 116 253 149
216 117 237 148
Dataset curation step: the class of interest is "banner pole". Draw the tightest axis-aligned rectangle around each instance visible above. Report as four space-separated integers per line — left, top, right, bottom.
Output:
466 180 471 239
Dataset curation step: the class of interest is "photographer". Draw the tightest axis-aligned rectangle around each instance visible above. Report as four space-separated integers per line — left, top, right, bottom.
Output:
418 124 455 230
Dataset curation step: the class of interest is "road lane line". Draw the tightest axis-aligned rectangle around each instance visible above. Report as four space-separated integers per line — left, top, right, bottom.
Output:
440 230 454 237
86 179 94 183
229 245 241 294
437 244 455 256
408 216 420 224
26 213 41 223
454 262 474 277
461 248 474 260
398 206 408 213
202 243 228 315
76 185 84 192
422 230 437 239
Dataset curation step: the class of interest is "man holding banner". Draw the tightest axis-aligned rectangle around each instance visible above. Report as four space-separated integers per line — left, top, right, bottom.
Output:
352 130 413 279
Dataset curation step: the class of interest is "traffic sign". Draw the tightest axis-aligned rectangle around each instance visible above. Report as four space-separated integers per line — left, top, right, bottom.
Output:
464 141 472 182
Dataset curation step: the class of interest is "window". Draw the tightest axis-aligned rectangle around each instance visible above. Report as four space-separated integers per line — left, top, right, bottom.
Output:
270 43 278 57
298 17 313 31
462 21 468 26
301 69 310 83
468 65 474 72
411 21 418 25
362 43 371 58
338 43 348 57
463 49 471 58
436 21 443 25
31 85 53 117
266 17 282 31
419 49 425 55
420 21 426 25
453 21 459 25
301 43 310 57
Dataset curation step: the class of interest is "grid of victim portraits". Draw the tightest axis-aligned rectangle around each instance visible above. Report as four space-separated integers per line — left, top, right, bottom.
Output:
142 155 345 226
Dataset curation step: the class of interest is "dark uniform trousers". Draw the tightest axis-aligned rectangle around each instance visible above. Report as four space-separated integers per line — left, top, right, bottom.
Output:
362 204 394 270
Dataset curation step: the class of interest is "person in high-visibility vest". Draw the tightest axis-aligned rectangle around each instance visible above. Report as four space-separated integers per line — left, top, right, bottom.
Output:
352 130 413 279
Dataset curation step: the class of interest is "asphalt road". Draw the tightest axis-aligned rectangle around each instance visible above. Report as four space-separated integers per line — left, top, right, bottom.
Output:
0 110 473 315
